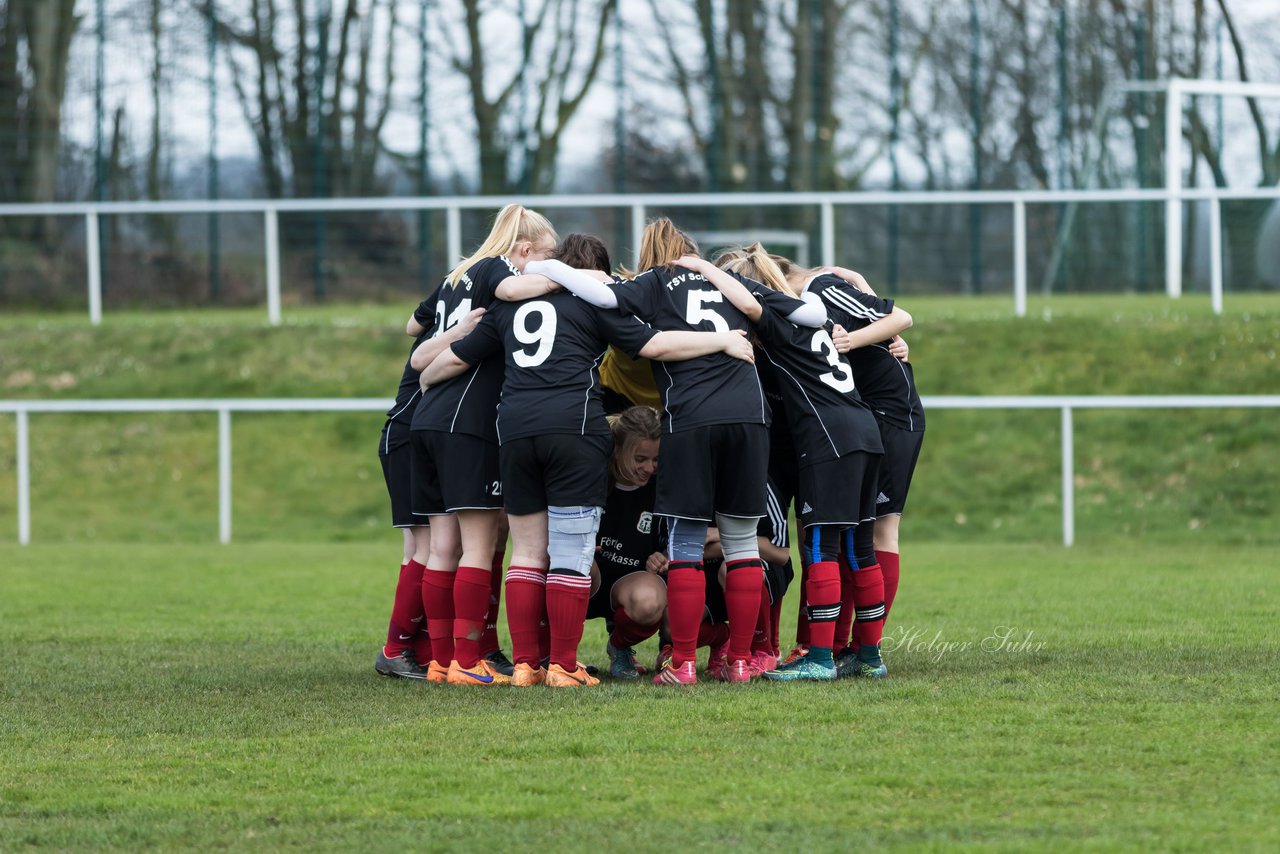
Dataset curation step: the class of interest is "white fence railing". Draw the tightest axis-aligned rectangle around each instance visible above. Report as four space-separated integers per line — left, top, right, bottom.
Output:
4 395 1279 547
3 186 1279 325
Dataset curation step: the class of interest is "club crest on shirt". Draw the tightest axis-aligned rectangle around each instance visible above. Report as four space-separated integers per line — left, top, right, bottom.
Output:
637 512 653 534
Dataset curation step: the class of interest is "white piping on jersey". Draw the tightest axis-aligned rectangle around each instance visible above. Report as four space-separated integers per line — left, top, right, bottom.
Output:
448 365 485 433
499 255 520 277
820 286 888 322
580 351 606 435
385 390 421 454
764 483 788 548
657 361 677 433
761 347 842 458
869 341 919 432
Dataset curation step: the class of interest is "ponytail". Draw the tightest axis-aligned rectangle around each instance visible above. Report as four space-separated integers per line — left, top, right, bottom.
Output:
713 242 792 294
620 217 699 278
446 204 558 286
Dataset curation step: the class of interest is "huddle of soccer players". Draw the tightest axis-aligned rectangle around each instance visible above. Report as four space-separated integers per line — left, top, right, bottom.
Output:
374 204 925 687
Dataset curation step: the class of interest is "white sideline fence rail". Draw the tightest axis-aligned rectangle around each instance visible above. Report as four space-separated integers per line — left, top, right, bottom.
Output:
5 395 1279 548
3 185 1280 326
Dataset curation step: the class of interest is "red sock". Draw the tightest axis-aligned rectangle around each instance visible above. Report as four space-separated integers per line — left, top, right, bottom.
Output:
794 563 811 647
665 563 705 667
878 550 901 620
724 558 763 662
803 560 841 651
480 550 504 656
834 554 858 654
385 560 426 655
410 631 433 667
769 599 783 657
504 566 547 666
851 562 886 650
421 569 456 666
610 606 660 648
697 621 730 649
751 578 772 655
545 570 591 671
452 565 491 668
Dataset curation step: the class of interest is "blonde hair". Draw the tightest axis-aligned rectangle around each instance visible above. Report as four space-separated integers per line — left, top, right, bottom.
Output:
712 242 793 294
608 406 662 486
620 217 699 278
446 204 558 286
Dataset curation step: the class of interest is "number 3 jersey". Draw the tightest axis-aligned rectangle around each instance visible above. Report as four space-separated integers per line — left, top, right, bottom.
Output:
410 256 518 442
751 290 883 466
450 290 659 444
611 265 769 433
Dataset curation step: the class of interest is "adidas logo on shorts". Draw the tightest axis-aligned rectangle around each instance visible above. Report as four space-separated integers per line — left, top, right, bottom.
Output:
876 492 890 504
801 502 813 514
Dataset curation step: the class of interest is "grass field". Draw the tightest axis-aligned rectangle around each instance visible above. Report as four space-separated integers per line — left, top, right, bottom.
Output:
2 541 1277 851
2 297 1278 849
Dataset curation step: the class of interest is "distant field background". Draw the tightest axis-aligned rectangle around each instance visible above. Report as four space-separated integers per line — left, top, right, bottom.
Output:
2 295 1278 849
1 294 1277 546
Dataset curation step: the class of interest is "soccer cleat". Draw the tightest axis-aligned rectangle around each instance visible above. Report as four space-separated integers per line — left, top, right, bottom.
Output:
749 650 778 676
426 660 449 684
375 647 428 680
606 641 643 680
653 659 697 685
851 647 888 680
833 647 861 679
722 658 754 683
782 644 809 666
511 662 546 687
705 637 730 682
545 663 598 688
445 659 512 686
653 643 674 674
483 648 516 677
763 654 837 682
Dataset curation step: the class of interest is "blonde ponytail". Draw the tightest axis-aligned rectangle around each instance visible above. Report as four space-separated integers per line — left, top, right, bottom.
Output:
620 217 699 278
713 242 792 294
446 204 558 286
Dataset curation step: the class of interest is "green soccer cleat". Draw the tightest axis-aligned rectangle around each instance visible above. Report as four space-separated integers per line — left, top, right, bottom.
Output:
763 654 837 682
851 645 888 680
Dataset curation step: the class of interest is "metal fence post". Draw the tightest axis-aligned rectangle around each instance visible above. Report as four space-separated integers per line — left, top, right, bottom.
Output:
1209 196 1223 315
820 201 835 267
1013 200 1027 317
631 203 645 269
16 409 30 545
218 408 232 544
447 206 461 269
265 209 281 326
87 212 103 325
1164 78 1183 299
1061 405 1074 547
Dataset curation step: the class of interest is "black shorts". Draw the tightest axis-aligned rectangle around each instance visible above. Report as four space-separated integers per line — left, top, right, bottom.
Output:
655 423 769 521
763 559 793 605
410 430 502 517
797 451 881 529
378 440 420 528
586 566 665 620
499 433 613 516
877 421 924 516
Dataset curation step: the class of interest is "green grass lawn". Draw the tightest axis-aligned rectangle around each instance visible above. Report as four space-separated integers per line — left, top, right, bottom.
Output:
1 541 1277 851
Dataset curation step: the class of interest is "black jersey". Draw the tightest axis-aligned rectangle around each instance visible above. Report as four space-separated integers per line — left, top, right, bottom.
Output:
752 295 883 465
410 256 519 440
808 274 925 432
597 479 661 580
611 266 770 433
450 291 659 443
381 291 441 454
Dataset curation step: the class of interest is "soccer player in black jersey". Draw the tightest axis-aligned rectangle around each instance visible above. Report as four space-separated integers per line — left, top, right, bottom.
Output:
786 260 921 677
689 244 910 680
375 293 488 679
524 219 826 685
589 406 669 680
407 204 558 687
424 234 755 687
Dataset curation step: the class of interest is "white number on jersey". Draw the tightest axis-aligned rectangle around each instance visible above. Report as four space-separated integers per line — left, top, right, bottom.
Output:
685 290 731 332
513 301 558 368
435 297 474 334
811 329 856 393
